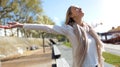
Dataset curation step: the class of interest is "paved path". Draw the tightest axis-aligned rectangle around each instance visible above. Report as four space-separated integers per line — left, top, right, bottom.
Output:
1 48 54 67
57 45 115 67
104 43 120 56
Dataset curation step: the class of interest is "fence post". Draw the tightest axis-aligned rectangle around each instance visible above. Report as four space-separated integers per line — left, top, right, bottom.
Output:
0 60 1 67
42 32 45 53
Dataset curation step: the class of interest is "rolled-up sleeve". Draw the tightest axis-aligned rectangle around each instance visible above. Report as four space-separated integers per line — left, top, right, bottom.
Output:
23 24 73 36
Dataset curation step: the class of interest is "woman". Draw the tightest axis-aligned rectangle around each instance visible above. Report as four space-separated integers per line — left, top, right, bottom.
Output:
8 5 104 67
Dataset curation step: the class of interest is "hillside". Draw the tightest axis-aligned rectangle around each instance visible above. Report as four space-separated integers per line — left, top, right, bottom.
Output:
0 36 51 60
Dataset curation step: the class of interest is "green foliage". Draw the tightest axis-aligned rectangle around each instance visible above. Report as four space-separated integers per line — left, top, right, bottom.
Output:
0 0 43 23
56 35 67 42
63 41 71 47
103 52 120 67
36 15 55 25
0 0 55 37
0 0 8 7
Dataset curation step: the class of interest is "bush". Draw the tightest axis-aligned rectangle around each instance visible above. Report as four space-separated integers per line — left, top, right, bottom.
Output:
63 41 71 47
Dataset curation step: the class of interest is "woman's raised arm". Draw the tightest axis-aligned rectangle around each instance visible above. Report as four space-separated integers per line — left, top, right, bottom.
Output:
8 22 73 36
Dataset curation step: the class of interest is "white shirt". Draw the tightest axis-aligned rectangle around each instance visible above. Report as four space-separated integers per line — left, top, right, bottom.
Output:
23 24 98 67
82 33 98 67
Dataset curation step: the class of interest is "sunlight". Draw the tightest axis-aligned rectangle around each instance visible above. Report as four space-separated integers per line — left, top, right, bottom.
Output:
102 0 120 27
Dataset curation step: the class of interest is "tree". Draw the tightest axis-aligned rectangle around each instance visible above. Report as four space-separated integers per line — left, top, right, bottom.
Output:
0 0 55 37
0 0 43 36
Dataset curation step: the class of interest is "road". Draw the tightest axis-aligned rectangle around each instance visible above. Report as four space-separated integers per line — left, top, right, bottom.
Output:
104 43 120 56
1 47 55 67
56 45 115 67
1 43 118 67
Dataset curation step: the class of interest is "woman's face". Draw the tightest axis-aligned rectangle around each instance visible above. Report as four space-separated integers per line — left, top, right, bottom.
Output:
70 6 84 18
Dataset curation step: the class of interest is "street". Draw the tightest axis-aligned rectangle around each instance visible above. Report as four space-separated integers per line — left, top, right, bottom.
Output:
104 43 120 56
57 44 115 67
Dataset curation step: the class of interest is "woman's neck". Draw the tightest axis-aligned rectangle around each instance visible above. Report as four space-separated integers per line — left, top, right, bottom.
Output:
74 18 84 26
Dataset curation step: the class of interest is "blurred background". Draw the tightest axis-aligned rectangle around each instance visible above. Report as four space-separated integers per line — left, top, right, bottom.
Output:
0 1 120 67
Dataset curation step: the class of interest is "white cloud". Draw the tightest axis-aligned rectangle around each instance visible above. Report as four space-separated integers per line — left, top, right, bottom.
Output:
53 17 61 26
102 0 120 27
94 24 112 33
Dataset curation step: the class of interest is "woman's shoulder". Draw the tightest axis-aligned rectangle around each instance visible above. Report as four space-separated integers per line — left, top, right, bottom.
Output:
61 24 73 30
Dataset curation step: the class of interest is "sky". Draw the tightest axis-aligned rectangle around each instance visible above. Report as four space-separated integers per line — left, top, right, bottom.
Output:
42 0 102 25
41 0 120 32
102 0 120 26
1 0 120 36
100 0 120 32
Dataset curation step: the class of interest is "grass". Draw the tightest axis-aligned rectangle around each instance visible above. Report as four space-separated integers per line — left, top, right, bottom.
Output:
103 52 120 67
63 41 71 47
63 41 120 67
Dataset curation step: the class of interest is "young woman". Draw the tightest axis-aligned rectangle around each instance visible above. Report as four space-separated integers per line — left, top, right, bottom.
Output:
8 5 104 67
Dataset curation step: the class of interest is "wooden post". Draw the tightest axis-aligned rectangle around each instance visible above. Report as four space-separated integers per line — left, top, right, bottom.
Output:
105 34 108 40
42 32 45 53
0 60 1 67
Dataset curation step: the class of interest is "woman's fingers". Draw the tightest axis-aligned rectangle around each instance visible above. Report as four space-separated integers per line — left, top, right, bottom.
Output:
8 22 18 25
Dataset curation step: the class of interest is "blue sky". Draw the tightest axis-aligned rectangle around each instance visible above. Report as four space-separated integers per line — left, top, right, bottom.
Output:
41 0 102 26
41 0 120 32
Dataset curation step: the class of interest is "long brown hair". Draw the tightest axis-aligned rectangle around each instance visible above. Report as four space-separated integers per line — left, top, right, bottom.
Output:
65 6 75 26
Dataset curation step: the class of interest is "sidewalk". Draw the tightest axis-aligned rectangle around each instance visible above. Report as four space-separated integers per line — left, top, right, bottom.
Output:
104 43 120 50
104 43 120 56
57 45 115 67
104 63 115 67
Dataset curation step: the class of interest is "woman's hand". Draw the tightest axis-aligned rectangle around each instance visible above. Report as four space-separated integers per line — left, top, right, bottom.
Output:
0 25 10 29
8 22 23 28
